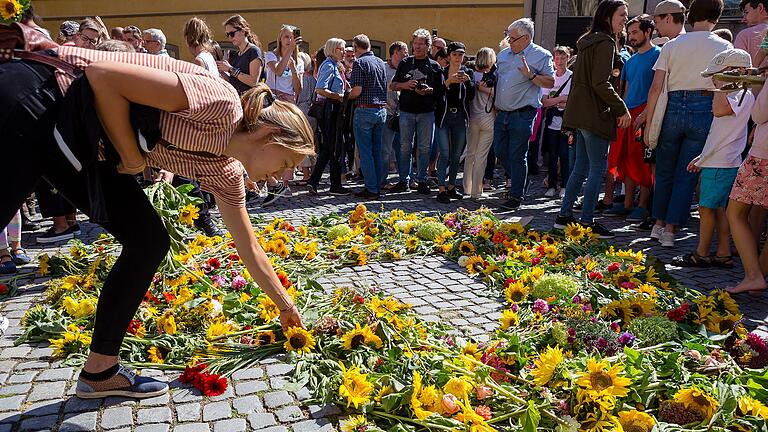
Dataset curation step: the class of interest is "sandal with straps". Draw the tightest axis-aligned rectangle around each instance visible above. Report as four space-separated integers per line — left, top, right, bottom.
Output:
0 253 17 275
11 248 31 265
672 251 712 268
711 255 734 269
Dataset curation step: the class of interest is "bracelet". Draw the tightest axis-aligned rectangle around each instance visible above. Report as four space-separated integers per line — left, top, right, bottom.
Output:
528 73 537 81
233 68 241 77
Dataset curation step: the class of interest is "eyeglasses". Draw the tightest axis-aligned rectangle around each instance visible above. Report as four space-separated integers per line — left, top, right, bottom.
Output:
508 34 527 44
142 39 157 44
225 29 241 38
78 33 99 45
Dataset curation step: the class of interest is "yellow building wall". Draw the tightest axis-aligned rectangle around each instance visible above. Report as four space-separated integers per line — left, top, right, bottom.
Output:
35 1 524 61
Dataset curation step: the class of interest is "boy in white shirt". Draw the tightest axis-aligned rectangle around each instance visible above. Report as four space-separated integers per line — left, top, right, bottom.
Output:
674 49 754 268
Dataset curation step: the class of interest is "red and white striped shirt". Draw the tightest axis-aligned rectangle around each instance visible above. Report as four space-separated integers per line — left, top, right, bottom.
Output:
56 46 247 207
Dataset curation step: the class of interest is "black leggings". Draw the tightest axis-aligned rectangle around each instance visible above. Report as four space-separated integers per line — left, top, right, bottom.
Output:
1 59 170 356
309 101 343 190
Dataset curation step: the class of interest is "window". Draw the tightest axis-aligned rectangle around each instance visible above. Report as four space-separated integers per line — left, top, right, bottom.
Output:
559 0 646 17
166 43 179 59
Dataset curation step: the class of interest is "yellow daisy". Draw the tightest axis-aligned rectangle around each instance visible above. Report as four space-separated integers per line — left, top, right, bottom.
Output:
738 396 768 419
341 323 383 350
576 358 632 398
618 410 655 432
443 376 473 400
499 309 519 330
338 362 374 408
674 387 719 421
177 204 200 226
530 345 564 386
283 327 316 355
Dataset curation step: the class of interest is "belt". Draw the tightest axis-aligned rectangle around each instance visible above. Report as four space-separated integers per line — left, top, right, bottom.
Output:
670 90 714 96
357 104 386 108
447 107 459 113
501 106 536 113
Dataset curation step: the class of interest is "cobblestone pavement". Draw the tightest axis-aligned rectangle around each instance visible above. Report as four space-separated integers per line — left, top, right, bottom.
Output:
1 169 766 431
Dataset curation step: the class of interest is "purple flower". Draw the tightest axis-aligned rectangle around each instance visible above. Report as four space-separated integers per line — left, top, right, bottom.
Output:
567 336 576 344
567 328 577 337
210 275 226 287
582 304 593 313
572 295 582 304
610 322 620 332
510 302 519 312
597 337 608 348
231 275 247 291
618 332 636 346
531 257 541 265
533 299 549 314
445 219 456 228
444 336 455 346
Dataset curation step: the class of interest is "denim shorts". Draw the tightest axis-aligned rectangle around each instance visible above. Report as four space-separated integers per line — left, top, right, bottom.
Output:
699 167 739 209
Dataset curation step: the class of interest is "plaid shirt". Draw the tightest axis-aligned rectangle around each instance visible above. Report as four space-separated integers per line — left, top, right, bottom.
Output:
350 51 388 106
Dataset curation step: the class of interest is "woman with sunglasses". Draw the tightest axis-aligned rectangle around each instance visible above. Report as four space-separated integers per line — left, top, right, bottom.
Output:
2 34 312 399
216 15 263 95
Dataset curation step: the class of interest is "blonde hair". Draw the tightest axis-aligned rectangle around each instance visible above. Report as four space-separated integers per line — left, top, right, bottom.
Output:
184 17 213 52
323 38 345 57
240 84 315 157
96 40 134 52
223 15 260 47
275 25 297 60
475 47 496 70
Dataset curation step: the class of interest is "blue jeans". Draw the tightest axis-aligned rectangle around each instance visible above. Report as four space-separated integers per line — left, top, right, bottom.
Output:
559 129 611 223
382 116 401 186
492 109 538 200
435 111 467 188
398 111 435 183
653 91 714 226
353 107 387 193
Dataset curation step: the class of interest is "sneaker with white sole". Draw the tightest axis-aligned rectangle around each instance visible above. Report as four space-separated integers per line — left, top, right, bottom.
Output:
36 226 76 244
76 365 168 399
544 188 556 198
650 224 664 240
261 183 287 207
660 231 675 247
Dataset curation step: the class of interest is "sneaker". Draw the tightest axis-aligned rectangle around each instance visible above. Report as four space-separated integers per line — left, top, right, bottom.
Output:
329 187 353 196
70 224 82 236
632 219 655 231
417 182 431 195
626 207 649 223
11 248 32 265
499 197 522 211
354 189 380 199
436 191 451 204
427 178 438 188
650 224 664 240
553 215 577 229
21 215 41 232
409 181 419 190
307 183 318 195
582 221 615 239
245 189 260 202
660 231 675 247
262 183 287 207
603 204 631 217
544 188 557 198
446 188 463 200
559 188 565 198
0 256 16 275
198 217 226 237
76 365 169 399
37 226 75 244
389 181 408 193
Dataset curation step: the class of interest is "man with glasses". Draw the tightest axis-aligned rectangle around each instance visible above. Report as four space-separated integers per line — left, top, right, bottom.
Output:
142 28 169 57
492 18 554 211
122 25 145 52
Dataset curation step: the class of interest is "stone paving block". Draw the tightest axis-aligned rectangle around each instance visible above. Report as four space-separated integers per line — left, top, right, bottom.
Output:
263 390 293 409
26 380 66 402
18 414 58 431
232 395 263 415
101 406 134 429
202 401 231 422
0 383 31 396
60 411 98 432
172 388 203 404
14 361 48 370
24 400 62 417
308 404 341 419
214 418 246 432
136 425 171 432
255 426 288 432
235 380 268 396
275 405 305 422
176 403 201 423
7 372 37 384
139 392 170 406
292 418 334 432
0 346 31 359
208 384 235 402
231 368 264 381
293 386 312 401
247 412 277 429
265 363 294 376
137 406 173 424
64 397 102 413
0 395 25 412
0 424 10 432
173 423 210 432
36 367 75 382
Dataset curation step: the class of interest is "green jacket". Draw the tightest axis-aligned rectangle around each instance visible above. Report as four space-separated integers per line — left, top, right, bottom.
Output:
562 32 628 141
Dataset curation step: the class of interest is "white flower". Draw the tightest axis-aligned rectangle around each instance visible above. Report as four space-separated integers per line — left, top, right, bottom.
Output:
457 256 469 267
209 299 223 317
555 416 580 432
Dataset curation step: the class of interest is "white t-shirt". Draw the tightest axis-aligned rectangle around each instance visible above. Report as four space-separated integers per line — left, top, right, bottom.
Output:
265 51 304 96
697 89 754 168
541 69 573 130
653 31 732 91
195 51 218 74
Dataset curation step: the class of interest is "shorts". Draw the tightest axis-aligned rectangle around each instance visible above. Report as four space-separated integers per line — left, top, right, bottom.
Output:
730 155 768 208
643 146 656 164
699 167 739 208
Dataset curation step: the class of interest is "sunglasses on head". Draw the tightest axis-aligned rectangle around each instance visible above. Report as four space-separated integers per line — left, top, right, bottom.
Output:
225 29 241 38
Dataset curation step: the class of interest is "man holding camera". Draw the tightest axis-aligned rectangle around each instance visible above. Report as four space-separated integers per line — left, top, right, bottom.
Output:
493 18 555 210
389 28 445 195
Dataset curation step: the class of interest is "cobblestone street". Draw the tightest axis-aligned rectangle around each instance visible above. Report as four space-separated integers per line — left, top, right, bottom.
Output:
1 170 766 432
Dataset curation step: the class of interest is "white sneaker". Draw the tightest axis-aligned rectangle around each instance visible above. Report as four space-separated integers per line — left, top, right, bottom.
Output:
559 188 565 198
650 224 664 240
660 231 675 247
544 188 556 198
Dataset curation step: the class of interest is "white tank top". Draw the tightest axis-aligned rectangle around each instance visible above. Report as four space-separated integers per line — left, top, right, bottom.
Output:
196 51 218 74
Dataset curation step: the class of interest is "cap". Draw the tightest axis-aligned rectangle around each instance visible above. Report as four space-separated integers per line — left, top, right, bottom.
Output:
446 41 466 54
59 21 79 37
701 48 752 77
654 0 686 15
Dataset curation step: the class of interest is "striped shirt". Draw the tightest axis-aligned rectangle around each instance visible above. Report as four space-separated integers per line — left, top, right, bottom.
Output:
56 46 246 207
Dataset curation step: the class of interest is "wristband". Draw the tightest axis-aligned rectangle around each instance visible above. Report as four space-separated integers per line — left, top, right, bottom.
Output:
528 73 537 81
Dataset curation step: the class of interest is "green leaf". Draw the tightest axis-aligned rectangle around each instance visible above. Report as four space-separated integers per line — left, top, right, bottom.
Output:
520 400 541 432
381 393 403 413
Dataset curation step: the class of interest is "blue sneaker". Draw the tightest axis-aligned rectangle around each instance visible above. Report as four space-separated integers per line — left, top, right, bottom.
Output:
626 207 649 223
603 203 631 217
0 255 16 275
11 248 32 265
76 365 168 399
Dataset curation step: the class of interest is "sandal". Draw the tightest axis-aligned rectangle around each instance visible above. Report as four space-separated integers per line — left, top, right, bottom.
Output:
711 255 734 269
0 253 17 275
11 248 31 266
672 252 712 268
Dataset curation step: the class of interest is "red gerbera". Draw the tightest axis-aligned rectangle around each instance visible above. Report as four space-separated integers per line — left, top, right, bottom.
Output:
667 303 690 322
607 262 621 273
207 258 221 269
588 271 603 281
202 374 228 397
277 272 293 288
227 253 240 262
126 320 142 335
162 292 176 304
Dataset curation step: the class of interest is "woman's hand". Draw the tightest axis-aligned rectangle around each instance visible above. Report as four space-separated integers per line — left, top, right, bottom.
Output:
634 110 647 130
616 112 631 129
216 60 232 74
687 156 702 173
279 304 304 331
117 156 147 175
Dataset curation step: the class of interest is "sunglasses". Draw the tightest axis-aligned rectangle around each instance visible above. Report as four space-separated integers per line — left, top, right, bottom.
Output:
225 29 241 38
79 33 99 45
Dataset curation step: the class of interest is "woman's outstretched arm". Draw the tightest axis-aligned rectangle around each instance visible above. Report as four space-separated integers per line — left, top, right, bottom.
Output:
85 61 190 174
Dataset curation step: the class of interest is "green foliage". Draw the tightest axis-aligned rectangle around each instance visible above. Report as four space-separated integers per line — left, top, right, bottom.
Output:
530 273 580 301
627 316 680 347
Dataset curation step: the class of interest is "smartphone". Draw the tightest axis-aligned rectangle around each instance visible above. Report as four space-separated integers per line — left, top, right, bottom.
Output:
432 28 438 37
293 27 301 39
457 71 466 78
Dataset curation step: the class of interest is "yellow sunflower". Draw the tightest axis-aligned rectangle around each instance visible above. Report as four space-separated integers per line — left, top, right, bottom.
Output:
674 387 719 421
255 330 276 346
147 346 165 364
284 327 316 355
458 241 476 256
1 0 22 21
177 204 200 226
341 323 383 350
618 410 655 432
258 296 280 322
738 396 768 419
157 313 177 335
579 413 622 432
341 415 370 432
405 236 419 251
530 345 564 386
338 362 374 408
410 371 441 420
504 280 530 303
443 377 473 400
563 223 583 240
465 255 485 274
499 309 519 330
576 358 632 398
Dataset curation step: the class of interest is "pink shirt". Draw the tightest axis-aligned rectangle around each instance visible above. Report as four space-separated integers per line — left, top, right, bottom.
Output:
735 22 768 68
750 80 768 160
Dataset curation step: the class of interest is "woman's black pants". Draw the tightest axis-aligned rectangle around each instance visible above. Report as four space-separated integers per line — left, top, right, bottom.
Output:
0 59 170 356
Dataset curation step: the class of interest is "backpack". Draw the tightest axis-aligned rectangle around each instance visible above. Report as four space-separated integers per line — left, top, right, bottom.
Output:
0 22 80 76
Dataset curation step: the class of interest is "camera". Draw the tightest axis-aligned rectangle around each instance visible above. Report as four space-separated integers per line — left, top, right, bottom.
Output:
457 70 466 79
416 80 429 91
481 64 497 88
293 27 301 39
432 28 438 37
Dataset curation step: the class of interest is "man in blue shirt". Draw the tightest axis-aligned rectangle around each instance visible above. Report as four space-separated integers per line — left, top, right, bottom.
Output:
349 34 389 198
493 18 555 210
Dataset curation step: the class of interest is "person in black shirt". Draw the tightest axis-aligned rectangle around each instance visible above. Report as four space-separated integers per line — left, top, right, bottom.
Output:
389 28 445 195
216 15 263 95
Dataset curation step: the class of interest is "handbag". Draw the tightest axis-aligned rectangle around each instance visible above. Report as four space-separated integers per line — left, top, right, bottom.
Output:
386 112 400 132
308 69 338 121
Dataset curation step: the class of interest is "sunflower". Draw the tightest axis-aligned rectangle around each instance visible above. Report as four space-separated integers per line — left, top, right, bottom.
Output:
579 413 622 432
458 241 476 256
410 371 441 420
465 255 485 274
674 387 719 421
576 358 631 398
505 280 530 303
284 327 316 355
206 321 237 340
443 377 473 399
1 0 22 21
563 223 583 240
526 230 541 243
255 330 276 346
405 236 419 251
178 204 200 226
738 396 768 419
618 410 655 432
157 313 177 335
341 415 370 432
506 223 525 236
530 345 564 386
341 323 383 350
499 309 519 330
258 296 280 322
48 330 91 358
715 290 740 315
338 362 374 408
147 346 165 364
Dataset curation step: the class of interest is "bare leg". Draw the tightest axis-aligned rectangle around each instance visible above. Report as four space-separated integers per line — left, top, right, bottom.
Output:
749 207 767 243
603 174 615 205
623 178 636 209
638 186 651 209
85 62 189 174
696 207 715 257
726 200 767 293
714 207 732 258
52 216 69 233
83 352 120 374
